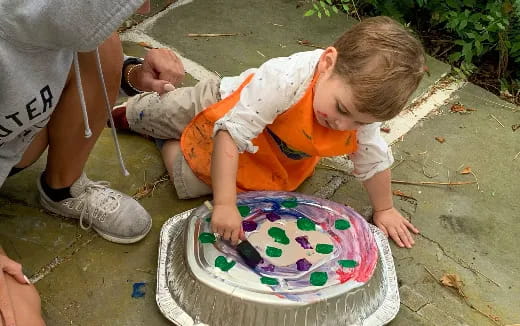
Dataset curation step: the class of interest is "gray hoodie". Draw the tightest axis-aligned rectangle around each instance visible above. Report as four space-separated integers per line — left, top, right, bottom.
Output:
0 0 144 185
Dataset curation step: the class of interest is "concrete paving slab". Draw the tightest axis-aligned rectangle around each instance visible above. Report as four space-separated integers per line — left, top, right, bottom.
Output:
1 0 519 325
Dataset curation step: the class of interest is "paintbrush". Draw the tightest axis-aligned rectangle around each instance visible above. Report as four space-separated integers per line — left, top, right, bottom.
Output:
203 201 263 269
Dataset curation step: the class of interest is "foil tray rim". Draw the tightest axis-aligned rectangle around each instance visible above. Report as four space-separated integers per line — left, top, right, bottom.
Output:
156 209 400 326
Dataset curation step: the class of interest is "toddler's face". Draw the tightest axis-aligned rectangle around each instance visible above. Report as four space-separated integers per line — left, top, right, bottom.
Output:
313 73 378 131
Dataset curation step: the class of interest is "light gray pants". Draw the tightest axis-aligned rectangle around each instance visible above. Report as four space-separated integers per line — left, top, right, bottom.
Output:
126 78 221 199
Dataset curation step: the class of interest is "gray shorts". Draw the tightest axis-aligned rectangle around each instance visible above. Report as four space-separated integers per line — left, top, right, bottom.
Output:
127 78 221 199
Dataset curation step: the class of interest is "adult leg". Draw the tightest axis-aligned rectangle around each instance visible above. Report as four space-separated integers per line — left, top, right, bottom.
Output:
44 33 123 188
17 33 152 244
12 33 121 180
0 248 45 326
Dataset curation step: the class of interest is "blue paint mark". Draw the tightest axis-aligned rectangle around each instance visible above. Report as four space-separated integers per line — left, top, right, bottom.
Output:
139 111 145 120
132 282 146 298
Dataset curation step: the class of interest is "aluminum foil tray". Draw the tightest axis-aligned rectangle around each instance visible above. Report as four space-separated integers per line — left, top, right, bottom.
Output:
157 192 400 325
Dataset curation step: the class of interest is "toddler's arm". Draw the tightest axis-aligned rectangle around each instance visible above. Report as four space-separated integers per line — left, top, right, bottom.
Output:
363 168 419 248
210 130 246 245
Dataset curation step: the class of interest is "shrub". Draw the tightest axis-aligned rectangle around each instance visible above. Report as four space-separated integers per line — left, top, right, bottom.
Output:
304 0 520 100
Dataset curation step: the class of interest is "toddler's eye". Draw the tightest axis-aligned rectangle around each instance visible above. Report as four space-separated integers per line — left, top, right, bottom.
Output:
337 103 350 115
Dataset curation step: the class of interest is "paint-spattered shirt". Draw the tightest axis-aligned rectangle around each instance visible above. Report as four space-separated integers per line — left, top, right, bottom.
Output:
214 49 394 181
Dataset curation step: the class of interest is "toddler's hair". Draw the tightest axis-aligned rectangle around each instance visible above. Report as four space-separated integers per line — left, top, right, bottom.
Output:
333 16 426 120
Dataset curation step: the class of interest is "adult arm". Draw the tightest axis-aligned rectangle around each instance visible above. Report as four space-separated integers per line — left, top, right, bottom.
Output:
124 48 185 95
0 250 43 326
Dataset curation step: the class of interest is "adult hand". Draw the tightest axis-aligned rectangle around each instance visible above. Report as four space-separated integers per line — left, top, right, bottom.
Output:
135 48 185 94
373 207 419 248
211 203 245 245
0 254 30 326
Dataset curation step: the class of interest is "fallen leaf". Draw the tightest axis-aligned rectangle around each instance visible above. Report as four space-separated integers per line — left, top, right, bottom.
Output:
380 127 391 133
298 39 310 45
440 273 466 298
450 103 477 113
435 136 445 143
512 124 520 132
460 167 472 174
450 104 466 112
137 41 153 49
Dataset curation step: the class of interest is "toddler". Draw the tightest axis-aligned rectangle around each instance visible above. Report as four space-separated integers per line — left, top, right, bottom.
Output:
113 16 426 248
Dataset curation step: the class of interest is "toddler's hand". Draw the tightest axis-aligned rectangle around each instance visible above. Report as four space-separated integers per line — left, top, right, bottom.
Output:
211 203 245 245
373 207 419 248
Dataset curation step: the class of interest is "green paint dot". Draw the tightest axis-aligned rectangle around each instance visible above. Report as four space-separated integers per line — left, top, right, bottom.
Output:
198 232 216 243
335 219 351 230
205 217 211 223
297 217 316 231
281 198 298 208
338 260 358 268
214 256 236 272
268 227 290 245
260 277 279 286
237 205 251 217
266 246 283 257
316 244 334 254
310 272 328 286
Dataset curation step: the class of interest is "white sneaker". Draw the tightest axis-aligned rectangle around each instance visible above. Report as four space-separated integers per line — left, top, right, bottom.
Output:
37 173 152 244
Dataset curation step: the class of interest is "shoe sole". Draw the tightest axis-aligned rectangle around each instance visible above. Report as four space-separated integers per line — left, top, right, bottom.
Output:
37 176 152 244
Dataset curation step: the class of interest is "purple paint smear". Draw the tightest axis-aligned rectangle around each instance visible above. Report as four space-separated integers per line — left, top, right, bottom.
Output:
266 212 281 222
261 264 275 272
242 220 258 232
295 236 313 249
296 258 312 271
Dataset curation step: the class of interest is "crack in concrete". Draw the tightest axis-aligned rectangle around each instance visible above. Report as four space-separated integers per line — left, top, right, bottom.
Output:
401 300 432 313
415 301 431 313
312 175 348 199
30 234 96 283
418 233 500 286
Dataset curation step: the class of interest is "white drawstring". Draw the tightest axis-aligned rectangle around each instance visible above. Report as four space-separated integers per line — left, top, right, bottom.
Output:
73 50 130 176
94 49 130 176
73 53 92 138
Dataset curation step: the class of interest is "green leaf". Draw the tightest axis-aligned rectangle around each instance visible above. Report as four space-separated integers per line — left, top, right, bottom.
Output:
304 9 315 16
342 4 349 11
462 42 474 62
332 5 339 13
324 8 331 16
319 1 327 8
325 0 333 5
475 40 483 55
511 42 520 53
446 0 460 9
317 11 322 18
449 51 463 62
313 3 320 10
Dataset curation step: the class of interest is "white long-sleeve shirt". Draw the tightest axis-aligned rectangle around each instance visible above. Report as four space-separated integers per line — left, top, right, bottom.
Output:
214 49 393 181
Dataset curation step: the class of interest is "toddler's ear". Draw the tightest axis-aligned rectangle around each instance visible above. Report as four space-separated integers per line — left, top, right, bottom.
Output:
318 47 338 75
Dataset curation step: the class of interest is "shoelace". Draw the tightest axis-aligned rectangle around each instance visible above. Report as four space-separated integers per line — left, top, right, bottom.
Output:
74 181 123 230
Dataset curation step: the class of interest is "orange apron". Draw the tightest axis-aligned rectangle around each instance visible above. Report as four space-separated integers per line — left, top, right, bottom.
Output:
180 73 357 191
